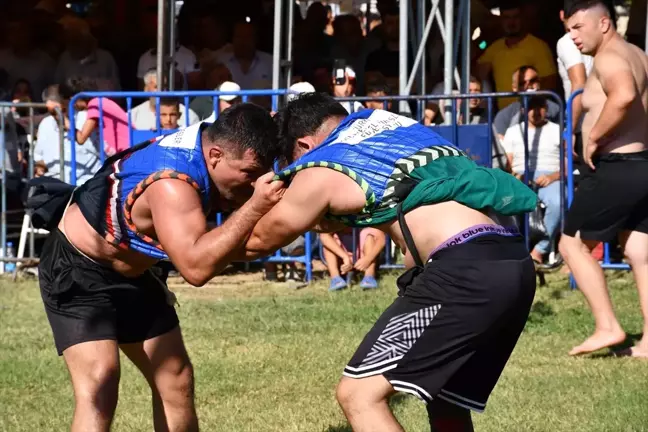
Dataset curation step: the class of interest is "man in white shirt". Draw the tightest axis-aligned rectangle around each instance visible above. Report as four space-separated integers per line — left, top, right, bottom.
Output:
557 9 594 160
35 86 101 185
503 96 562 265
129 70 199 130
216 21 273 90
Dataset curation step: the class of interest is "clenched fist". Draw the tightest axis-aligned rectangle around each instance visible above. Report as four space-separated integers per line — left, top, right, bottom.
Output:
250 172 286 214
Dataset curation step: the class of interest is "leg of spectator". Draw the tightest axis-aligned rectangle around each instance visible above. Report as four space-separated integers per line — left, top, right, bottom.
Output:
121 328 198 432
362 234 377 278
534 181 562 261
336 375 403 432
559 234 626 355
427 398 474 432
63 340 121 432
323 246 342 278
619 230 648 357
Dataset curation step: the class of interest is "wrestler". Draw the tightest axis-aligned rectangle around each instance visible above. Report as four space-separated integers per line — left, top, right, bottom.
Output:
36 104 287 431
242 93 538 431
559 0 648 357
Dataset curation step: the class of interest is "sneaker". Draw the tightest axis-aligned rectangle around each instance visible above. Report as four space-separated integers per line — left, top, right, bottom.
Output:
359 275 378 290
329 276 347 291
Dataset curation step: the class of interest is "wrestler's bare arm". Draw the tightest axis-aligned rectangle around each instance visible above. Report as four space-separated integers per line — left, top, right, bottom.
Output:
244 170 332 259
589 52 637 144
148 173 283 286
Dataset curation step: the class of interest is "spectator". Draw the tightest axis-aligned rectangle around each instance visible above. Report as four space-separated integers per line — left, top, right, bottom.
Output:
330 14 373 94
203 82 243 122
0 18 55 100
502 96 562 264
493 65 561 140
557 8 593 161
320 228 385 291
130 69 199 130
476 1 557 108
55 16 120 91
35 82 101 185
457 77 488 125
136 14 197 89
190 62 234 120
364 80 393 111
66 76 129 156
364 6 408 92
423 102 443 126
158 98 181 130
333 67 364 113
324 5 335 36
286 81 316 102
10 79 34 118
216 21 272 90
294 2 334 76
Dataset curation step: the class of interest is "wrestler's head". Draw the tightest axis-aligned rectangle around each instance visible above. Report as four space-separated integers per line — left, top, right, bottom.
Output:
202 103 281 210
274 92 348 165
564 0 616 55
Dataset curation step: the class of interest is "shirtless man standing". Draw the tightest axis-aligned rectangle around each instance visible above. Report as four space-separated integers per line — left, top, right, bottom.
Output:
35 104 287 431
242 93 538 431
559 0 648 357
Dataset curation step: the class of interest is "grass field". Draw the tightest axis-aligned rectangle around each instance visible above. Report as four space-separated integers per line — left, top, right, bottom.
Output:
1 269 648 432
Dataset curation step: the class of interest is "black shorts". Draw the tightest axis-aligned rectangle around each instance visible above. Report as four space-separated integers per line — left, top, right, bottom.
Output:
564 151 648 242
39 230 179 355
343 235 536 412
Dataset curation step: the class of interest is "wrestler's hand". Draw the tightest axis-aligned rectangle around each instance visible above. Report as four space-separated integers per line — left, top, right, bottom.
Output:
250 172 285 214
340 254 353 274
584 138 598 171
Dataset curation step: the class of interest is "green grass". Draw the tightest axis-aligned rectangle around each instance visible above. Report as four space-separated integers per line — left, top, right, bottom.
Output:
1 271 648 431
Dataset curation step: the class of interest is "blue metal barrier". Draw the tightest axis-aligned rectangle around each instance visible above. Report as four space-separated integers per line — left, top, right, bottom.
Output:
68 89 292 185
564 90 630 289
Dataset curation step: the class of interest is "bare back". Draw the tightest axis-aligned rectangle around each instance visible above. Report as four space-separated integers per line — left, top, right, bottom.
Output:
581 38 648 153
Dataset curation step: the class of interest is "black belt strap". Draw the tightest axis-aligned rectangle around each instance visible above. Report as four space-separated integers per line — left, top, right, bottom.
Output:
397 203 424 267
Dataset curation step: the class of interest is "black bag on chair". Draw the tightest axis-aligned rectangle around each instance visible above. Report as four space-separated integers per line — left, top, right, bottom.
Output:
24 177 76 231
528 185 548 246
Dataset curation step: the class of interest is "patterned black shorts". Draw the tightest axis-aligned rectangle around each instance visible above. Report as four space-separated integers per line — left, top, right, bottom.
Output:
343 235 536 412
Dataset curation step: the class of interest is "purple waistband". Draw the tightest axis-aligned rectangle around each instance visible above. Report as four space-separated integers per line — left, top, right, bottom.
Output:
426 224 520 262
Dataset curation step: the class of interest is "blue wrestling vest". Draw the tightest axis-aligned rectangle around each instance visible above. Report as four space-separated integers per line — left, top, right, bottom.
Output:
76 123 212 260
275 109 464 225
275 109 538 227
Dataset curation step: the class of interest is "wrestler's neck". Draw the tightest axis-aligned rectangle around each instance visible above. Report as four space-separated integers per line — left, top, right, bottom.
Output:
592 31 621 56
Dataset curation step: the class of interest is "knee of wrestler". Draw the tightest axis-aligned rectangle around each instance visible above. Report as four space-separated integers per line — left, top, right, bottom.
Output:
336 376 362 411
157 356 195 407
559 235 579 261
75 362 120 408
623 240 648 267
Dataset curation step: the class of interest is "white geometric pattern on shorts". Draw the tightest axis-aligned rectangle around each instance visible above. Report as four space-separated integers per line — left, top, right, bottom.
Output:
361 304 441 366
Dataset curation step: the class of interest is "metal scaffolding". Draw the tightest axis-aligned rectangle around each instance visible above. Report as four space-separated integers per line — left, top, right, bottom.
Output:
268 0 470 113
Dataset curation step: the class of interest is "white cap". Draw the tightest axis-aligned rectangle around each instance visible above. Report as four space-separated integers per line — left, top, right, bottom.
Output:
218 81 241 101
287 81 316 101
345 66 356 78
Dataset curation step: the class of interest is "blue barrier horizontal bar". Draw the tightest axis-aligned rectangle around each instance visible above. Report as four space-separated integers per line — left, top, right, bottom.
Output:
600 263 631 270
336 90 561 102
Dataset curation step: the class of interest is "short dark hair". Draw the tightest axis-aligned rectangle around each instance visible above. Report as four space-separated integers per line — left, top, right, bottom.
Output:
58 77 97 101
526 95 548 111
564 0 616 23
273 93 348 164
382 6 400 18
205 103 280 169
366 81 392 95
499 0 522 12
159 97 180 108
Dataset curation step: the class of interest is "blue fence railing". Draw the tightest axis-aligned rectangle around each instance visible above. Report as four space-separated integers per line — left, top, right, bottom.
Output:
564 89 630 289
64 90 564 282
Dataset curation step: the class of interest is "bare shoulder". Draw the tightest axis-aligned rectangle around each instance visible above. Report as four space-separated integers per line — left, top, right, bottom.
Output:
292 167 365 214
593 49 629 74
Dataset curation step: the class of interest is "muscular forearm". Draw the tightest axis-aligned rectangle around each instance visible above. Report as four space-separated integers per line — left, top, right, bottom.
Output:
183 203 263 286
590 94 634 142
